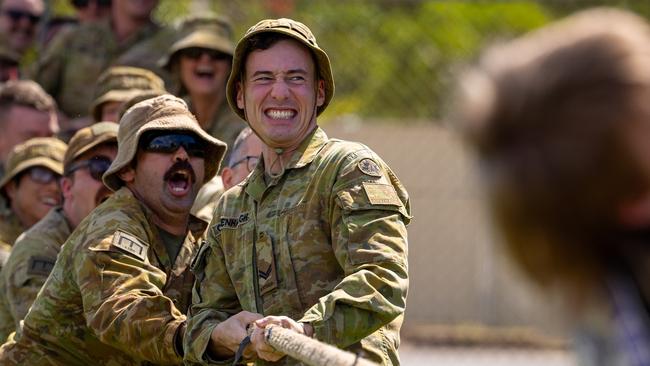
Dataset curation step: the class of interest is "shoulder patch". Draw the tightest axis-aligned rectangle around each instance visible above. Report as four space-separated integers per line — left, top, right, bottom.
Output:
27 256 56 277
358 158 382 177
111 231 148 261
363 182 401 206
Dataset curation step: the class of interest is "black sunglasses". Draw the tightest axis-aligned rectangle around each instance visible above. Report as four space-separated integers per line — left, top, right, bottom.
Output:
139 132 206 158
65 156 112 181
71 0 111 8
180 47 230 61
2 9 40 25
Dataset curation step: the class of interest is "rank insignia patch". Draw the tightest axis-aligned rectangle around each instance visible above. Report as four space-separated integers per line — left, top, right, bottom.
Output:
358 158 382 177
111 231 148 261
27 256 55 276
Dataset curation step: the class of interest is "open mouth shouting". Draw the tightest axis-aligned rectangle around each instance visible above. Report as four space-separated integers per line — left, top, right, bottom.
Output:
164 161 196 197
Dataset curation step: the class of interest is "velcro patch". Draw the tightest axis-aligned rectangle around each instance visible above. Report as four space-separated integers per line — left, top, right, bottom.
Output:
111 231 148 261
363 182 401 206
358 158 382 177
27 256 55 277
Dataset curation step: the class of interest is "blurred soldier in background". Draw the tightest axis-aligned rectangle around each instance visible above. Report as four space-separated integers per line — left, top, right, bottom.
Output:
0 95 226 365
0 80 59 177
70 0 111 24
0 38 19 82
191 127 263 222
456 8 650 366
184 18 410 366
32 0 172 131
220 127 262 191
90 65 166 123
161 14 244 160
0 122 117 342
0 0 44 65
0 137 66 268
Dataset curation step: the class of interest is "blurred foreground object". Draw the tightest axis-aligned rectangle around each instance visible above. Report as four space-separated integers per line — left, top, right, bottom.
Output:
455 7 650 366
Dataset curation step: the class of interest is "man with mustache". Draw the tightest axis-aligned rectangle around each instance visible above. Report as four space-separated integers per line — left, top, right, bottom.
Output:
0 0 44 63
0 122 118 342
0 137 66 267
184 19 410 365
0 95 232 365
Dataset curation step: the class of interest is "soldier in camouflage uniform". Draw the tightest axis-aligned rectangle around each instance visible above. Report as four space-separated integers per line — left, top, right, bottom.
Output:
0 122 118 342
184 19 410 366
0 137 66 267
31 0 172 122
190 127 263 223
0 94 227 365
90 65 166 123
161 14 244 161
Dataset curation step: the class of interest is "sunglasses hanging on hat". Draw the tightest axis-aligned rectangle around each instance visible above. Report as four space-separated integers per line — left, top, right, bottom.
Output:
2 8 40 24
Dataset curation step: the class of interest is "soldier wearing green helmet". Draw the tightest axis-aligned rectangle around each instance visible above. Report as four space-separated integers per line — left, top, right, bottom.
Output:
185 18 410 366
161 14 244 162
0 94 227 365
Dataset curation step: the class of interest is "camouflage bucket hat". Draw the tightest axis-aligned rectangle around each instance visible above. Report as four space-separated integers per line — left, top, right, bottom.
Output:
226 18 335 121
0 137 67 191
160 14 234 70
90 66 166 122
103 94 227 191
63 122 118 174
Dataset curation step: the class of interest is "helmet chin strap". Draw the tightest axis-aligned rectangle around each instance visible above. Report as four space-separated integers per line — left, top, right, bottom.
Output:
240 78 321 181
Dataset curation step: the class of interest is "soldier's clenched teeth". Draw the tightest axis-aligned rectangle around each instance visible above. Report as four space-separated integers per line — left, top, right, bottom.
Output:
266 109 296 120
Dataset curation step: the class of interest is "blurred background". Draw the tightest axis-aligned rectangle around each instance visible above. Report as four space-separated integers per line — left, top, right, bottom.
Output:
47 0 650 364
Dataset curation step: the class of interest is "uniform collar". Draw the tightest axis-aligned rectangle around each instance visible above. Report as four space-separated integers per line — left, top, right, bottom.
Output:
245 127 328 201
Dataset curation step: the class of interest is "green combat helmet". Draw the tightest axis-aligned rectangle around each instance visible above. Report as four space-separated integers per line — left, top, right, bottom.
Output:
90 66 166 122
102 94 227 191
0 137 67 193
159 14 234 70
226 18 335 121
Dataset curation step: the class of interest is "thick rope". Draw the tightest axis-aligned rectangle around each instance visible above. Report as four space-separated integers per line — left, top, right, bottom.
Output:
264 325 378 366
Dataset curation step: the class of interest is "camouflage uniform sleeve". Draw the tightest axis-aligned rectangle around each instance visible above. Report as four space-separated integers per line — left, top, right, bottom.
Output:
184 233 242 365
6 256 53 326
299 150 411 347
0 276 14 342
75 233 185 364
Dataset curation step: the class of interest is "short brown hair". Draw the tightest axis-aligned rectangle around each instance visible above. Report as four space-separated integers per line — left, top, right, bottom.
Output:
456 8 650 289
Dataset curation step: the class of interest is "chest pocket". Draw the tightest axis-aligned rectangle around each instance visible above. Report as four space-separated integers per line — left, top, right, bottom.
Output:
162 265 194 314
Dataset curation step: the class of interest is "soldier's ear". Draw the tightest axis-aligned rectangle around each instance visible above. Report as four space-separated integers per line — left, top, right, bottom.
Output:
117 166 135 185
236 81 245 110
61 176 73 201
4 180 17 202
316 79 325 107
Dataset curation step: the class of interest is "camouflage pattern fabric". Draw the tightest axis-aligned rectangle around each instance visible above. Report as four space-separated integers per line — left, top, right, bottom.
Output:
0 210 24 253
31 18 173 119
0 207 71 341
0 187 206 365
191 175 224 223
185 128 411 365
